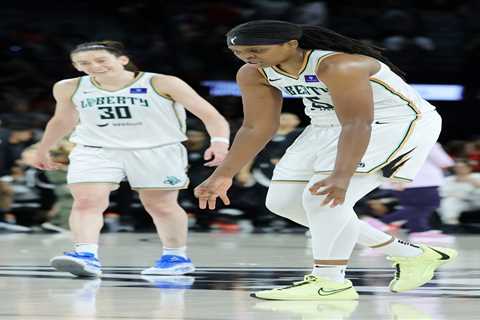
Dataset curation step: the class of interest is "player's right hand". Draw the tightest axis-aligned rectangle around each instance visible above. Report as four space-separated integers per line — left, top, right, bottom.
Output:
194 175 232 210
32 150 63 171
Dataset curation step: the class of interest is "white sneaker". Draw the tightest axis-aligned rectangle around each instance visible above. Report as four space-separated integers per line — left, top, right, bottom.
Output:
141 255 195 275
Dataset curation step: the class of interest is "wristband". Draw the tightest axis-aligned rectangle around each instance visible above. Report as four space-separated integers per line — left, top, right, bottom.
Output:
210 137 230 144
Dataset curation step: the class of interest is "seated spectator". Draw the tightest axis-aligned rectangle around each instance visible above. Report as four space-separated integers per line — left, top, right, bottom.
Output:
438 159 480 225
2 147 57 230
0 116 37 177
466 138 480 172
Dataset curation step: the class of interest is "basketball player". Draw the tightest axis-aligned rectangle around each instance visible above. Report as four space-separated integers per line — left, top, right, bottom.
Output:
194 21 457 300
33 41 230 278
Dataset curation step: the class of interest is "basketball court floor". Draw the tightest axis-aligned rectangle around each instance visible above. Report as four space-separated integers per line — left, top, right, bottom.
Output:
1 231 478 319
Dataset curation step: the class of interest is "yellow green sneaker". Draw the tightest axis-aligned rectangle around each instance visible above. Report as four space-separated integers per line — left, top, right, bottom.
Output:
388 245 457 293
250 275 359 300
254 300 359 319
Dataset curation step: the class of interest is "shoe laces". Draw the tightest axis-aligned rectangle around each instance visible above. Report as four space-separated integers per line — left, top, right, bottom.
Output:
65 251 97 260
155 255 188 267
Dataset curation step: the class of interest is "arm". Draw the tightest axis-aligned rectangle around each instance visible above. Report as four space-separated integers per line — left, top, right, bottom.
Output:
152 75 230 166
235 158 255 186
34 79 80 170
212 65 283 178
310 54 375 206
194 64 283 209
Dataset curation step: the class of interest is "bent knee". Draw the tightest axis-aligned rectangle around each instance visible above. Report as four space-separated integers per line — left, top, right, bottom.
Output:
73 196 109 211
143 201 182 216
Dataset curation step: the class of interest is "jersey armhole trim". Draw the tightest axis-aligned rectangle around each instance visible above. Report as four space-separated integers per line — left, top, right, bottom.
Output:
257 68 268 80
150 77 174 101
70 77 82 104
369 77 421 116
314 52 345 75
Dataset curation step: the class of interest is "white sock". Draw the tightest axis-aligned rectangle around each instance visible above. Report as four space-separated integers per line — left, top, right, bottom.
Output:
163 246 187 258
374 238 423 257
357 221 422 257
74 243 99 258
312 265 346 283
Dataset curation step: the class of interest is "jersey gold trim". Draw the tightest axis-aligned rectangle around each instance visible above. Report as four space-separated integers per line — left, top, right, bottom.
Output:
365 78 421 175
172 101 186 133
149 77 174 101
257 68 269 80
314 52 343 73
271 50 313 79
390 176 413 182
70 77 82 104
89 72 145 92
369 78 420 116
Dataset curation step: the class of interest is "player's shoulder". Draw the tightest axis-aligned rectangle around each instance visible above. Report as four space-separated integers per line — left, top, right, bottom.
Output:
150 73 184 88
317 53 377 75
53 77 82 99
54 77 81 91
237 64 268 85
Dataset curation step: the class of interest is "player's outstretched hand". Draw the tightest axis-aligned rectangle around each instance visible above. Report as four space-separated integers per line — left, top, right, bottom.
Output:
194 175 232 210
31 150 63 171
308 174 351 208
203 142 229 167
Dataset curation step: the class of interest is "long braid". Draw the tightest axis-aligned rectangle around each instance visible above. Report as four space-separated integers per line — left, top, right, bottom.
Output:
226 20 405 79
299 25 405 78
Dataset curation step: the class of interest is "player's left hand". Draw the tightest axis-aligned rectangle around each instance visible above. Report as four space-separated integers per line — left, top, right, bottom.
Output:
194 175 232 209
308 174 351 207
203 142 229 167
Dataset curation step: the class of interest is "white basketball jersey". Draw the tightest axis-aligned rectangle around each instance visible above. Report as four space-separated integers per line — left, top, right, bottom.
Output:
70 72 187 148
260 50 436 126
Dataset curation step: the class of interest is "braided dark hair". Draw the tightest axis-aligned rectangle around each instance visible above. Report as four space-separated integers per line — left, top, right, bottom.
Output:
227 20 405 78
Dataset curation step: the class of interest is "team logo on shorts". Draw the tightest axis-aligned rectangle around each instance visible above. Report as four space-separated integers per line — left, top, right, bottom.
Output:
164 176 181 185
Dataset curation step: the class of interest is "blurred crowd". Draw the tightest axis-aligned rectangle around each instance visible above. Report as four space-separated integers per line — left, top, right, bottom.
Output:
1 0 480 241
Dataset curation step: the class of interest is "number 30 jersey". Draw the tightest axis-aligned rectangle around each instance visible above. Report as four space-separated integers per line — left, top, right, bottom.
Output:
70 72 187 149
259 50 436 126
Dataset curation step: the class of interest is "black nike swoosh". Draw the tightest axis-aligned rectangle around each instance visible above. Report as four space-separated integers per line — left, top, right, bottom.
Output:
317 286 352 296
96 123 109 127
268 78 281 82
430 247 451 260
374 121 389 124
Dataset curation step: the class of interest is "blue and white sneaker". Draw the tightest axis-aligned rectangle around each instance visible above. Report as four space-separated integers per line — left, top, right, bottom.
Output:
50 252 102 278
141 275 195 289
141 255 195 275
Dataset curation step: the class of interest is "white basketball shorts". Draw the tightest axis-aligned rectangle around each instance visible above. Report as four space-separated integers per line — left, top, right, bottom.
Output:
67 143 189 189
272 111 442 182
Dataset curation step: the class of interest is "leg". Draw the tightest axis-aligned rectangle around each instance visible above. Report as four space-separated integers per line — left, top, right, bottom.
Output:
138 189 194 275
253 174 383 300
302 173 384 263
139 189 187 248
68 183 112 244
50 183 113 277
266 177 422 256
